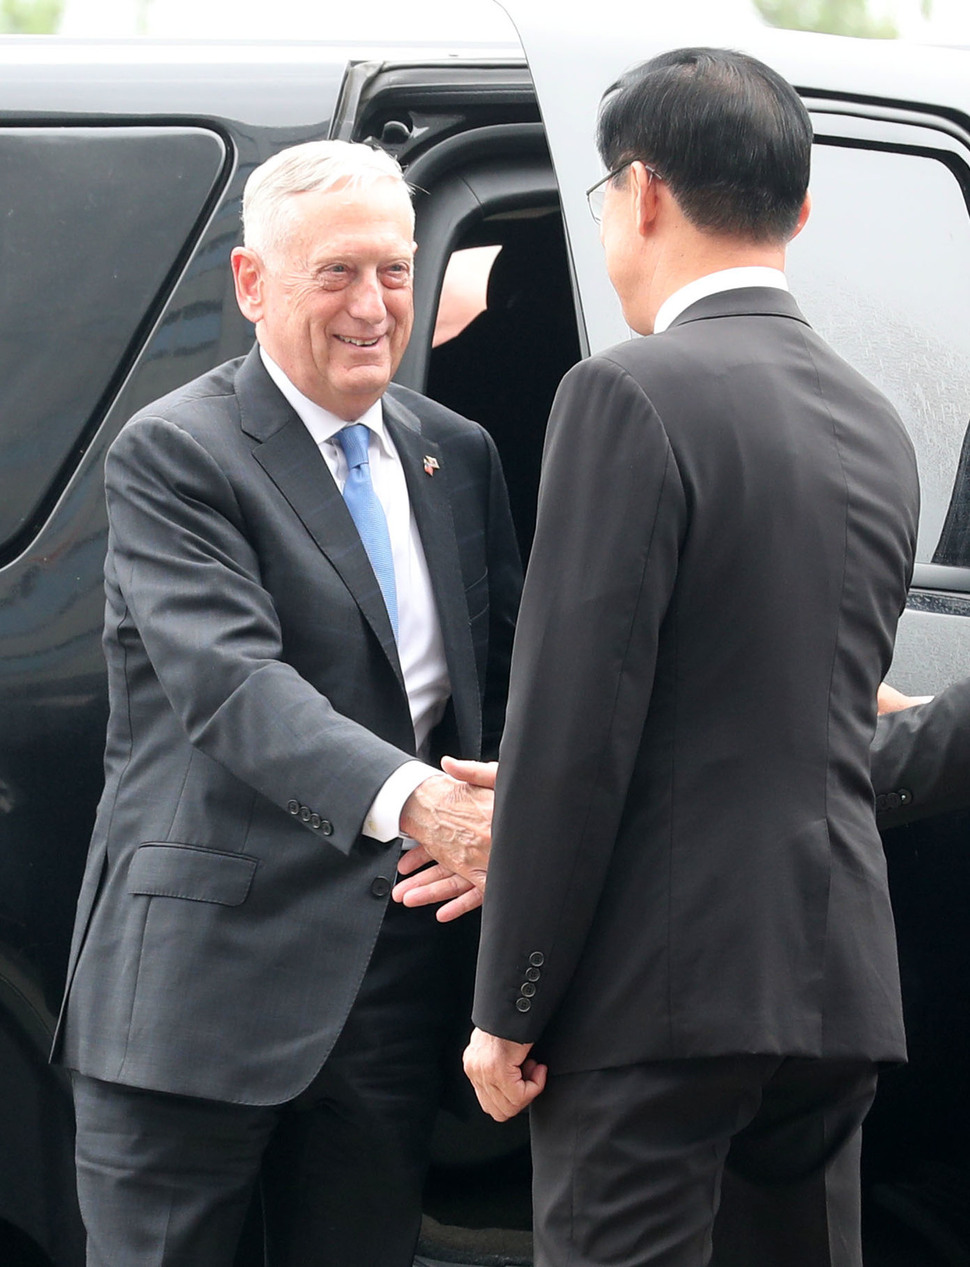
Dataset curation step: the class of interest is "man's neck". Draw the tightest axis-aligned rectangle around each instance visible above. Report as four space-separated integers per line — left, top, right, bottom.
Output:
640 239 787 334
652 266 789 335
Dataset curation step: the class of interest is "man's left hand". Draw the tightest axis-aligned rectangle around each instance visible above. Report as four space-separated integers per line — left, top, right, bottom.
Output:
393 854 482 921
463 1027 547 1121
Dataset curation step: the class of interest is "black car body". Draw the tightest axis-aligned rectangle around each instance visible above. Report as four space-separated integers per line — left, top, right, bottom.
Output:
1 9 968 1264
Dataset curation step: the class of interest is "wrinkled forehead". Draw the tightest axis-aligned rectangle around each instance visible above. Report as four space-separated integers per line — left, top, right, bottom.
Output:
283 177 415 245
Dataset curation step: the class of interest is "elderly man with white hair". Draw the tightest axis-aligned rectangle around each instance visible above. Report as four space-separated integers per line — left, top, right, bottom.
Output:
54 139 520 1267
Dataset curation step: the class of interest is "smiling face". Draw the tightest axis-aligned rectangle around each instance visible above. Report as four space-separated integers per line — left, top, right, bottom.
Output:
231 178 416 420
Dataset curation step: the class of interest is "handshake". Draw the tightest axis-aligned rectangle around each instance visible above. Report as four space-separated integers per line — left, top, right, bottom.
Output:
397 756 548 1120
394 757 498 921
398 681 931 923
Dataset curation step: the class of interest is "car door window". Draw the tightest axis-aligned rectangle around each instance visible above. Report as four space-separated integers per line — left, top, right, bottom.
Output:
0 125 226 559
787 133 970 574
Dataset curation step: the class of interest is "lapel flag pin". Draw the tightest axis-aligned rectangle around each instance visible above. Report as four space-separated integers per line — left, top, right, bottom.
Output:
423 455 440 477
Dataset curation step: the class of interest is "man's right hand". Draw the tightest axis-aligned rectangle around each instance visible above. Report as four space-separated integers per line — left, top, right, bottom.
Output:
393 758 497 921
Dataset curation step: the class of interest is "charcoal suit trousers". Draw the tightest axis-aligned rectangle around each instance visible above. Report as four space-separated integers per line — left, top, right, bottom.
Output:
530 1054 878 1267
73 898 452 1267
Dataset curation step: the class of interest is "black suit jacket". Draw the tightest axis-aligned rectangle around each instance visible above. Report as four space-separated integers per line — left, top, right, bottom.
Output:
55 347 520 1105
872 676 970 828
473 288 918 1070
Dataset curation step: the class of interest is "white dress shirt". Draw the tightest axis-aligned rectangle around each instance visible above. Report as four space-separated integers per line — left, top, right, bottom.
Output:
653 266 789 334
260 349 448 841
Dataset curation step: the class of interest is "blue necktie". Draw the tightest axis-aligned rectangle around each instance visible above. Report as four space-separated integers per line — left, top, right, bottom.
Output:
336 424 399 640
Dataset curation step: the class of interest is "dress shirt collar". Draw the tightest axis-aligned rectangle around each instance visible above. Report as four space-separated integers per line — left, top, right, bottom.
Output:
259 346 389 454
653 266 789 334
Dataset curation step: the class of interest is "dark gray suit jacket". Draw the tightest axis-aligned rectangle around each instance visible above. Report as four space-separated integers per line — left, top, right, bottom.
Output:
474 288 918 1071
872 677 970 828
55 347 520 1105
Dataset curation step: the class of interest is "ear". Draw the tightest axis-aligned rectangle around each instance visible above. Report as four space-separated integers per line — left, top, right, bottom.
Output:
231 247 264 324
789 191 811 241
631 160 662 237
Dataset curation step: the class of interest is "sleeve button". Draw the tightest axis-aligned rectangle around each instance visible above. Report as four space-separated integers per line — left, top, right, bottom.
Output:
526 967 541 982
520 982 536 998
320 820 333 836
528 951 545 967
310 813 321 830
287 800 300 815
515 997 532 1013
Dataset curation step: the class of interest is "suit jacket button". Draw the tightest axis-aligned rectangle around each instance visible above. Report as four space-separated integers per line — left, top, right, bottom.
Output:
515 997 532 1013
287 800 300 815
299 806 311 822
525 967 541 982
520 982 536 998
310 813 321 830
529 951 545 967
320 820 333 836
371 876 391 898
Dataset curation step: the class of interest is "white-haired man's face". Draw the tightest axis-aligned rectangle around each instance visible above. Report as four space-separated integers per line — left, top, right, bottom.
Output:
232 178 416 419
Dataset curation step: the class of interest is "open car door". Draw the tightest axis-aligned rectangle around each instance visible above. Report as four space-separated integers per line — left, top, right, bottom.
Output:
502 0 970 686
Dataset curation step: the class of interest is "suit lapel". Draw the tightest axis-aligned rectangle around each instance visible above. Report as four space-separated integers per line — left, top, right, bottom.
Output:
236 349 404 692
383 392 483 759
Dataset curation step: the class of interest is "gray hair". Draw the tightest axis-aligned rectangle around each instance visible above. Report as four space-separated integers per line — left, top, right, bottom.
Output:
241 140 414 260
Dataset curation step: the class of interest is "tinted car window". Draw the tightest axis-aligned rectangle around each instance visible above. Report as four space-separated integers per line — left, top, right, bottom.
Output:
0 126 227 557
787 140 970 569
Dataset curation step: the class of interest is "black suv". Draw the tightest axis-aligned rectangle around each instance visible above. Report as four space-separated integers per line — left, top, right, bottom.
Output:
1 14 969 1265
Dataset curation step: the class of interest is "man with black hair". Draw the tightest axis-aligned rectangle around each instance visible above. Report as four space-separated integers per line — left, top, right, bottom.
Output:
458 47 919 1267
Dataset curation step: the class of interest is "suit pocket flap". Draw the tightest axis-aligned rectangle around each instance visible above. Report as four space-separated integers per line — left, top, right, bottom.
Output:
127 843 258 906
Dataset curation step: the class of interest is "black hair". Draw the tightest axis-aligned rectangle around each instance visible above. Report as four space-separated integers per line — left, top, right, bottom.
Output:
597 47 812 243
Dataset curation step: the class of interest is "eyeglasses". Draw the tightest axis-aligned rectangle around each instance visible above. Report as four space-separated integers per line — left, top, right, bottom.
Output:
586 160 660 224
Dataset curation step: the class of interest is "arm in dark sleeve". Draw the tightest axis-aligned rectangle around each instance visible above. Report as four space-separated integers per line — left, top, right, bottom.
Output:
480 429 522 761
105 414 412 854
872 676 970 827
473 356 685 1042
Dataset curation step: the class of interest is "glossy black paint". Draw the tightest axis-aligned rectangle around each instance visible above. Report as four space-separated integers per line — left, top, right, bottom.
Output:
0 125 229 555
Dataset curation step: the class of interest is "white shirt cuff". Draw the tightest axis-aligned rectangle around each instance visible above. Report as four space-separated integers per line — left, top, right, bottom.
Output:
363 761 441 844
